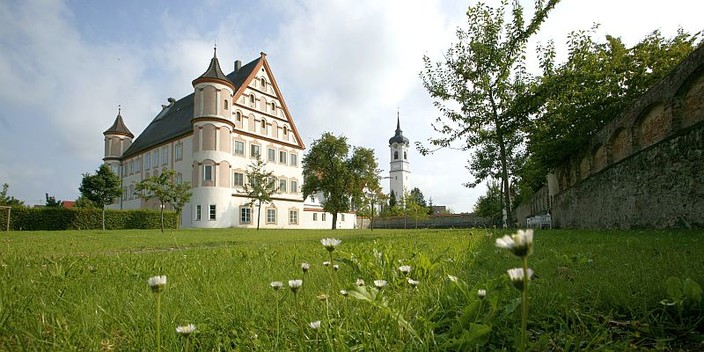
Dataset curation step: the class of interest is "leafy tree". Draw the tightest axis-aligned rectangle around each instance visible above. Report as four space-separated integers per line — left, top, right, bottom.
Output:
45 193 61 207
405 190 429 229
388 190 397 208
242 159 278 230
420 0 559 228
302 133 379 230
474 180 503 226
79 164 122 230
135 169 192 232
0 183 24 206
518 28 699 196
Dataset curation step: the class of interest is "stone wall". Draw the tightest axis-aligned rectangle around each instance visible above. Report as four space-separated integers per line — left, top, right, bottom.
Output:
366 214 491 229
519 45 704 229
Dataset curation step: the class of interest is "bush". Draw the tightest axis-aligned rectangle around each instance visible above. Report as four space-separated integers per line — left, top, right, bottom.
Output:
0 207 177 231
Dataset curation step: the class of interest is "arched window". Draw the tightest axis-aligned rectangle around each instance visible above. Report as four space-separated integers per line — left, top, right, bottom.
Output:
260 78 266 88
249 94 255 105
271 102 276 111
283 126 288 135
404 151 407 160
394 151 398 160
224 100 229 110
235 111 242 122
261 119 266 129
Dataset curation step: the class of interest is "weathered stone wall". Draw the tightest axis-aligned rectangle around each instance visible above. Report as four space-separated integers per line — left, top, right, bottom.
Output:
520 45 704 229
368 214 491 229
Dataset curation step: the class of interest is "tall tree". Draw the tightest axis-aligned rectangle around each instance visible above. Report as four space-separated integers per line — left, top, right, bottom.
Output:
79 164 122 230
517 28 699 197
302 133 379 230
420 0 559 228
242 159 278 230
135 169 192 232
0 183 24 207
404 189 429 229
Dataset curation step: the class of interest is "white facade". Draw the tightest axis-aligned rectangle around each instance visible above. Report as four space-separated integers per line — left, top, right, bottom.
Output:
104 52 355 229
388 116 410 202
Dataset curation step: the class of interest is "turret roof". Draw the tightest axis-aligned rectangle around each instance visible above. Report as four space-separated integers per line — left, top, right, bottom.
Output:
192 48 234 89
388 115 409 146
103 108 134 138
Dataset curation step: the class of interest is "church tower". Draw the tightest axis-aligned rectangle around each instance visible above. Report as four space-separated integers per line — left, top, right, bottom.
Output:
103 106 133 175
388 112 410 203
190 47 236 227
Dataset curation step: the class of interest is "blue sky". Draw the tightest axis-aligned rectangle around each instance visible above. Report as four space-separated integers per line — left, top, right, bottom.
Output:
1 0 702 211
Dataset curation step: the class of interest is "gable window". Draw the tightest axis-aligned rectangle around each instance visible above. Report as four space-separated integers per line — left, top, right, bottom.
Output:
260 78 266 88
291 180 298 193
209 204 216 220
283 126 288 135
266 208 276 224
240 207 252 224
290 154 298 167
271 102 276 112
279 179 287 193
249 94 255 105
279 151 287 164
234 141 245 156
289 210 298 225
204 165 213 181
233 172 244 187
195 205 202 221
175 143 183 161
250 144 260 158
268 148 276 162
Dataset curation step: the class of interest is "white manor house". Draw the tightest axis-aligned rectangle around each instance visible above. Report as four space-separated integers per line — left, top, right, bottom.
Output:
102 50 355 229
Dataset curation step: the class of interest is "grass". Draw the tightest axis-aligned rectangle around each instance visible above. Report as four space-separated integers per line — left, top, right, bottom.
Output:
0 228 702 350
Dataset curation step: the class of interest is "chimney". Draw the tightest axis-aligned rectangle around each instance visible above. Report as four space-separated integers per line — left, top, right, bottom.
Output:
234 60 241 73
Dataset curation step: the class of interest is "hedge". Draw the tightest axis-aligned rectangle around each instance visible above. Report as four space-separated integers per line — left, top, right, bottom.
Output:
0 207 177 231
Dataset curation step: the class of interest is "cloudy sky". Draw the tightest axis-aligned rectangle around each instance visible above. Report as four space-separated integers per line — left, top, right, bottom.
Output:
0 0 702 211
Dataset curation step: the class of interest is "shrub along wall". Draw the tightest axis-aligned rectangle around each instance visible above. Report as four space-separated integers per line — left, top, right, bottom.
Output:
0 207 177 231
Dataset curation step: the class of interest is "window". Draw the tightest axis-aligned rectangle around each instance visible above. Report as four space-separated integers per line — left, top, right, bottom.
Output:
128 160 134 174
290 154 298 166
271 102 276 111
279 151 287 164
313 213 317 221
394 151 399 160
283 126 288 135
261 119 266 130
209 205 216 220
266 208 276 224
268 148 276 162
250 144 260 158
322 213 326 221
224 99 229 110
233 172 244 187
234 141 245 156
341 214 345 221
240 207 252 224
260 78 266 88
175 143 183 161
129 185 134 200
289 210 298 225
279 179 287 192
162 146 168 165
404 151 407 160
235 111 242 122
153 150 159 167
291 180 298 193
249 94 255 105
204 165 213 181
195 205 202 221
135 158 141 172
145 153 151 169
175 173 182 184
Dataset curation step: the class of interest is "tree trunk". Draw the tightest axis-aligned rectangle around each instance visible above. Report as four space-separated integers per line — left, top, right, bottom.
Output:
160 202 165 233
256 200 262 230
331 212 338 230
497 137 512 228
102 205 106 231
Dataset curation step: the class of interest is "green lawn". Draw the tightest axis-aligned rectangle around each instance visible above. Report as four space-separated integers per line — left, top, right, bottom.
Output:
0 228 702 351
